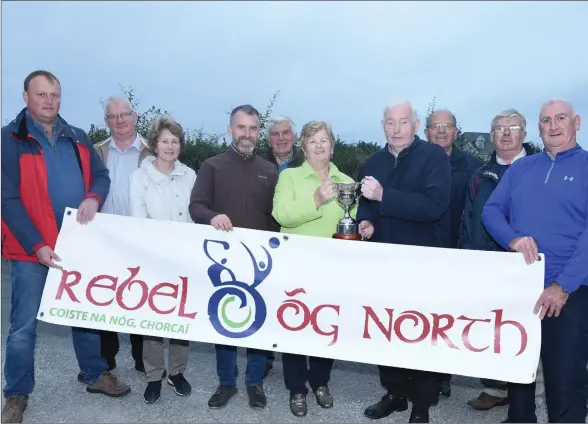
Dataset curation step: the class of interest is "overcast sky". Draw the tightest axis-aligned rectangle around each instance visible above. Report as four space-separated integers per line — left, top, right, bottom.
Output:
2 1 587 147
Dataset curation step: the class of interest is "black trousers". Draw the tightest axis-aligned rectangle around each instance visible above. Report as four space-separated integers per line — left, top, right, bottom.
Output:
437 373 452 383
282 353 334 396
379 365 438 407
506 285 588 423
100 330 143 367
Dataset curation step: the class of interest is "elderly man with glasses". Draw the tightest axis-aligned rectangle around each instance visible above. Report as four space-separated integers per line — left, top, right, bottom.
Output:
460 108 543 412
84 96 154 380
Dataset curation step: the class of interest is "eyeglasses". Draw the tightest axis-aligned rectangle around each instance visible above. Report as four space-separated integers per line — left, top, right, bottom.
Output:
106 111 133 121
493 125 522 133
428 123 456 131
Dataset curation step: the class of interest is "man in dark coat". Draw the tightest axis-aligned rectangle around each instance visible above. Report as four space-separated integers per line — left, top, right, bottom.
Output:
459 109 542 413
424 109 482 399
358 100 452 423
261 115 304 377
263 116 305 173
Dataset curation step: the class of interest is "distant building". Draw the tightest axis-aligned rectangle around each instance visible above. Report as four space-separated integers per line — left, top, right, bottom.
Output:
461 132 494 162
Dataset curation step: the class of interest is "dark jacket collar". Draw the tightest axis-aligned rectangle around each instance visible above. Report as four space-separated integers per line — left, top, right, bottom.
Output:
227 142 256 161
12 107 79 142
265 146 305 167
487 142 535 166
385 135 423 159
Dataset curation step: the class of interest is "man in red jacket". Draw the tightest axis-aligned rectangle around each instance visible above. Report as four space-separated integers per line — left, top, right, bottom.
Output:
1 70 131 424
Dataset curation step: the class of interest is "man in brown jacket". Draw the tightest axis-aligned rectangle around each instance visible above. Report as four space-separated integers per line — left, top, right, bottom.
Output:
189 104 279 411
81 96 153 382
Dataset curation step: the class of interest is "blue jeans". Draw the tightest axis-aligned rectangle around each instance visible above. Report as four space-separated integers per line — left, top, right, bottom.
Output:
215 344 266 388
3 260 108 398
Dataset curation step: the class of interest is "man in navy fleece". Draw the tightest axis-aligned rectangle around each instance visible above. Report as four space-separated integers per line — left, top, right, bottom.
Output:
358 100 451 423
482 99 588 423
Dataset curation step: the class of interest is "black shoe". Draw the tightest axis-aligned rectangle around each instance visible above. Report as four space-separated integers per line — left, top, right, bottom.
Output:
314 385 333 408
143 381 162 404
167 373 191 396
208 385 237 409
364 394 408 419
289 393 307 417
409 405 430 423
77 362 116 383
439 379 451 398
247 385 267 409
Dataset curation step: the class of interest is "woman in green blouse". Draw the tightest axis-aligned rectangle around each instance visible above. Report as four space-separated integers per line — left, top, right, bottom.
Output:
272 120 357 417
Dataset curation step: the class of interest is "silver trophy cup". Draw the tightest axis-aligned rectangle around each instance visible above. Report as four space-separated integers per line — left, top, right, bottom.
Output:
333 182 362 236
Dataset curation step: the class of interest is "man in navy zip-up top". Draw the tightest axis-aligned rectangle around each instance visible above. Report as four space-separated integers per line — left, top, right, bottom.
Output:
358 100 451 423
482 99 588 423
460 109 544 413
1 71 131 424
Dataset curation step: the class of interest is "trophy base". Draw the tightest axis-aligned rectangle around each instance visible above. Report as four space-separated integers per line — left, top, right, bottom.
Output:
333 233 362 241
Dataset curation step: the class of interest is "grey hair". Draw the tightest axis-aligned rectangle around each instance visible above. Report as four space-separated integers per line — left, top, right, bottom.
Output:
491 108 527 131
266 116 297 138
426 109 457 129
383 100 418 122
103 96 134 116
539 98 576 117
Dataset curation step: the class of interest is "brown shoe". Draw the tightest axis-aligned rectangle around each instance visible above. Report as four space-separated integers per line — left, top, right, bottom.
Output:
2 396 27 423
86 371 131 397
466 392 509 410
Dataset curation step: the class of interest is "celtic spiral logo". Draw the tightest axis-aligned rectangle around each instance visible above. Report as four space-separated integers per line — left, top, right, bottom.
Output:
204 237 280 338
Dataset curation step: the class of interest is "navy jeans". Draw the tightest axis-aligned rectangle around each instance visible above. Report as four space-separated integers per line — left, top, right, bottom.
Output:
215 344 266 388
3 260 108 399
506 285 588 423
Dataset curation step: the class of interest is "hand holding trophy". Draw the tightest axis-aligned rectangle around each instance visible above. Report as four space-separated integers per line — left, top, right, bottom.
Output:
332 182 363 240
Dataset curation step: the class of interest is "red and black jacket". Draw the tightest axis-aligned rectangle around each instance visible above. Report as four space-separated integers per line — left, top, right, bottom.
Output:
1 108 110 263
457 143 536 252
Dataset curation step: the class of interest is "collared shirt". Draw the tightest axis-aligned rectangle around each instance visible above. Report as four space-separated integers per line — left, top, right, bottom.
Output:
496 147 527 165
387 136 416 157
25 110 65 146
101 134 142 216
274 149 294 165
272 160 356 238
24 110 85 229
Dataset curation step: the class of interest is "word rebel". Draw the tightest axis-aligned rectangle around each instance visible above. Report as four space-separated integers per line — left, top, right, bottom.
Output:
54 266 198 319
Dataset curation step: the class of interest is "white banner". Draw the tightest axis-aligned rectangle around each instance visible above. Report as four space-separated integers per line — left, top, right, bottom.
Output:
37 207 544 384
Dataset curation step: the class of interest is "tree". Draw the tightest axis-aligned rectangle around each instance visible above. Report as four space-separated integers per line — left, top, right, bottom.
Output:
526 141 543 154
87 86 381 177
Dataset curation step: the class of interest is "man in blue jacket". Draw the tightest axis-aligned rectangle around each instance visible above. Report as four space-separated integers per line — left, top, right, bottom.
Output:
482 99 588 423
1 70 131 424
358 100 452 423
